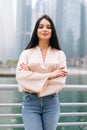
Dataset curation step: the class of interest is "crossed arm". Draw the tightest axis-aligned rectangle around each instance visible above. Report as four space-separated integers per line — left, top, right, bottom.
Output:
20 63 68 80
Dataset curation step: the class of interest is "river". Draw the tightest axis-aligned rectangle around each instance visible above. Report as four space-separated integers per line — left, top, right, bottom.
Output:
0 75 87 130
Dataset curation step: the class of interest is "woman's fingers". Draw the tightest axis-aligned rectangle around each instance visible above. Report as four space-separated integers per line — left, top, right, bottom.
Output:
20 63 29 71
59 67 68 73
56 67 68 77
59 66 65 70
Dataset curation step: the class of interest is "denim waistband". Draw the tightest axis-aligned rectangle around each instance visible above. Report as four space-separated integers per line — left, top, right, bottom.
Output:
24 91 57 97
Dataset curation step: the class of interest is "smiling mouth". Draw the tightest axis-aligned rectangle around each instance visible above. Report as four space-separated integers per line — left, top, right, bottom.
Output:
42 33 48 36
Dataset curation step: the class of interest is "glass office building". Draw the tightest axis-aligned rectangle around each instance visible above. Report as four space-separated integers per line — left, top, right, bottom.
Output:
0 0 87 67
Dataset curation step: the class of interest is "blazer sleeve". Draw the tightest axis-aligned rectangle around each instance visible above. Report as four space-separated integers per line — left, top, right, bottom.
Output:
16 50 50 93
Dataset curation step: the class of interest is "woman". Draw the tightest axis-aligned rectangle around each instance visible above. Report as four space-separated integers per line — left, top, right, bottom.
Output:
16 14 68 130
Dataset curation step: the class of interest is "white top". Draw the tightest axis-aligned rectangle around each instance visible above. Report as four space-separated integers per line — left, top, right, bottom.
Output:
16 46 67 97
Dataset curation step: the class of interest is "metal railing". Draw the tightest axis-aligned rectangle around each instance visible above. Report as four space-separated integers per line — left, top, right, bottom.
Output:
0 84 87 128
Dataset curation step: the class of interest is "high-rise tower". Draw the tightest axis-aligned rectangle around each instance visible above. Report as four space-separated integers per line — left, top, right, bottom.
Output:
16 0 32 53
56 0 81 57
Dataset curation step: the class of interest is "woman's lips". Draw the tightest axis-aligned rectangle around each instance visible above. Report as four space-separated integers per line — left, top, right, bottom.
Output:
42 33 48 36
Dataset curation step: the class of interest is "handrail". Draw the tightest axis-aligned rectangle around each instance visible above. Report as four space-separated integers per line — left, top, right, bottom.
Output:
0 122 87 127
0 112 87 117
0 84 87 128
0 102 87 107
0 84 87 91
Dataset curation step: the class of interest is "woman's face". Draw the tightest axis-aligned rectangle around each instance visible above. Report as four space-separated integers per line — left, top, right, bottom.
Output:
37 18 52 40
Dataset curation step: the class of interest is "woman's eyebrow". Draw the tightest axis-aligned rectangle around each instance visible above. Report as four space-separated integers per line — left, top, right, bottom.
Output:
39 23 51 26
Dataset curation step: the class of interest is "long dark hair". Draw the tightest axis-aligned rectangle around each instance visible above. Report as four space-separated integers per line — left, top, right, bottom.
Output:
25 14 61 50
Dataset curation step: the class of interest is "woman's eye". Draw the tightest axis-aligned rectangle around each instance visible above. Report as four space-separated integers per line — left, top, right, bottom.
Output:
38 26 43 28
38 26 52 29
47 26 51 29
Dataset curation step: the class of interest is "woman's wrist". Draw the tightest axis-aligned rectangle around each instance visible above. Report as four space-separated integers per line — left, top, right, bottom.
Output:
48 72 56 80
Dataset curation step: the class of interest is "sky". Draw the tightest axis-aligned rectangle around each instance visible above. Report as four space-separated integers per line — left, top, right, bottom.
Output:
32 0 37 8
84 0 87 2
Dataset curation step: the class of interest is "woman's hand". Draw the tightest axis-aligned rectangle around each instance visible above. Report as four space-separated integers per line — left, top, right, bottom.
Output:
48 67 68 80
20 63 31 71
20 64 68 79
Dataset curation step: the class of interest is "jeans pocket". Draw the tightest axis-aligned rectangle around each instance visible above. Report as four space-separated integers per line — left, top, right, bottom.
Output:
23 92 31 102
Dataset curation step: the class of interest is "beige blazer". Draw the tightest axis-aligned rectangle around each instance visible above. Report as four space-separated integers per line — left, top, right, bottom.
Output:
16 46 67 97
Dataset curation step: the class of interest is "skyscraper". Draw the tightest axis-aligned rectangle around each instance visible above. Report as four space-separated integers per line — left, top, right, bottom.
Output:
0 0 16 61
56 0 81 58
35 0 46 18
44 0 57 23
82 0 87 56
0 0 32 62
80 0 85 57
16 0 32 55
33 0 57 24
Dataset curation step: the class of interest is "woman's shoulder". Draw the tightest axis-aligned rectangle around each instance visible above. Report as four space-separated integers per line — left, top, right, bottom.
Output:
20 48 35 55
58 50 65 55
53 48 65 56
18 48 36 60
53 49 66 60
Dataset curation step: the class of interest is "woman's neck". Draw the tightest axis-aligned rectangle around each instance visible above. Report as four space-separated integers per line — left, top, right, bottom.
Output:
38 40 49 49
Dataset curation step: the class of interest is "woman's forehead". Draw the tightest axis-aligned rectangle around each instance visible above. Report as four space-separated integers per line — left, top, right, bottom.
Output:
39 18 51 25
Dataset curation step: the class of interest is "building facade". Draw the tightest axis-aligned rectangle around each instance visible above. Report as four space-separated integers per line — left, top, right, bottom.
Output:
0 0 16 61
0 0 87 63
16 0 32 55
56 0 81 58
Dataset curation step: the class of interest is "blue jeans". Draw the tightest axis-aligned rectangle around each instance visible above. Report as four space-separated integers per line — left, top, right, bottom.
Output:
22 92 60 130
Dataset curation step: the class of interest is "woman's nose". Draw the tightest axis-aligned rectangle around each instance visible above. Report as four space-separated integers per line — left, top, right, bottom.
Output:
43 27 47 31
